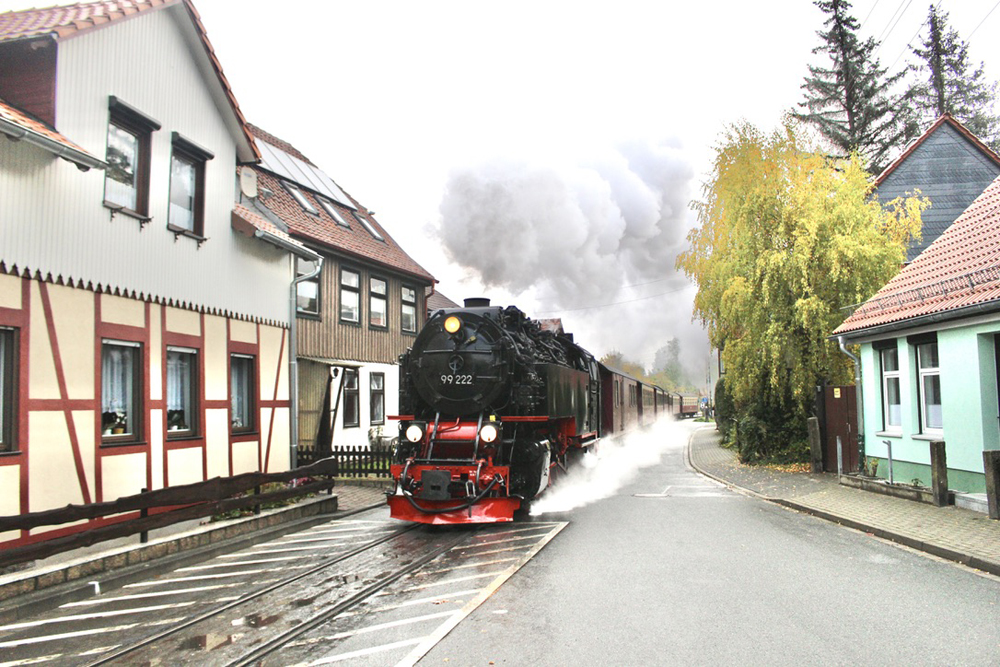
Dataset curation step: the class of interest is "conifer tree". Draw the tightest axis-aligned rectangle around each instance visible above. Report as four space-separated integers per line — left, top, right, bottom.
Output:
795 0 912 174
907 5 999 148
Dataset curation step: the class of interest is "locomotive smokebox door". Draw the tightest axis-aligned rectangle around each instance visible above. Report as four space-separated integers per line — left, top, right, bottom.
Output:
420 470 452 501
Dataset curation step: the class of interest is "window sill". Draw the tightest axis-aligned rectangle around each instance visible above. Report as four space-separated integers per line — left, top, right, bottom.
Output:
166 432 200 442
296 311 321 321
339 320 362 328
912 433 944 441
875 431 902 438
104 201 151 228
167 224 208 247
100 439 147 447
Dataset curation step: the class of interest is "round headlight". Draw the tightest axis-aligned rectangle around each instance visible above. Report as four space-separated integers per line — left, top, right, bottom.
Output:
444 316 462 334
405 424 424 443
480 423 499 443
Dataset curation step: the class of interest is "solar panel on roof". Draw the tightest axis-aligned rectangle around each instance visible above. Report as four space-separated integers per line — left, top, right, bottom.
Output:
255 138 356 211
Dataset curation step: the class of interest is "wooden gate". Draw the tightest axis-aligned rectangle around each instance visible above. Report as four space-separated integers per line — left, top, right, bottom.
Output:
823 385 859 473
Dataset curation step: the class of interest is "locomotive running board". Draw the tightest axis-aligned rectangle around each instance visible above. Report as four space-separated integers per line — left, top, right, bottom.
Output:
387 496 522 524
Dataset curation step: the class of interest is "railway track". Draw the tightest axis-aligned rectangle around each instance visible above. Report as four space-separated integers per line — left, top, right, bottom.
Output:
0 509 566 666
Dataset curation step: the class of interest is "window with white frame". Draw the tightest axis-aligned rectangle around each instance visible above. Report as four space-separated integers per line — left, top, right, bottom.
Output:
101 340 141 443
296 257 320 316
343 369 359 428
341 269 360 323
916 340 942 433
231 354 255 433
880 346 901 430
370 373 385 425
401 286 417 333
167 347 198 437
370 277 387 328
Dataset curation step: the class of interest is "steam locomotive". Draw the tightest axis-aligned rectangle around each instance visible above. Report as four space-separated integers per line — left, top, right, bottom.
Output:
388 298 674 525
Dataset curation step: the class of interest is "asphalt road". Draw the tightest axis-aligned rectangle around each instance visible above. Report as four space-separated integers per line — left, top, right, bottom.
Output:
424 420 1000 666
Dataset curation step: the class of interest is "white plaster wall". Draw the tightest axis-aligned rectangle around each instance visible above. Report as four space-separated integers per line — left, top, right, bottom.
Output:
101 452 147 500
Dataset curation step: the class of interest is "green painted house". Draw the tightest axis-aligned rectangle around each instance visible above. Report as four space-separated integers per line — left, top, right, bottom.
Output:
834 173 1000 495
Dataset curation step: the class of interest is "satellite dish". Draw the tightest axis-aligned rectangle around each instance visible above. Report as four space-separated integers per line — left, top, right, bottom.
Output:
239 166 258 199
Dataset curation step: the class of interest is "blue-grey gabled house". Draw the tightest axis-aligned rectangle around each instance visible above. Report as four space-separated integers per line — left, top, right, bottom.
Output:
875 114 1000 262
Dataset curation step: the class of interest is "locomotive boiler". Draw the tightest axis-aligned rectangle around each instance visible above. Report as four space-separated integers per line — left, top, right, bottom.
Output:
389 298 601 524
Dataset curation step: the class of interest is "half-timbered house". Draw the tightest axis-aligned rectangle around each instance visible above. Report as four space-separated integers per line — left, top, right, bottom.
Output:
0 0 317 549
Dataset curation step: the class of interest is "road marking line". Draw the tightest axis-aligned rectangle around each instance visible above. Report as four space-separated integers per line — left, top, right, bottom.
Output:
452 534 551 550
61 584 240 606
122 566 306 586
176 557 299 570
396 521 568 667
392 572 498 592
0 602 197 633
418 557 519 575
308 637 424 664
0 623 141 648
0 654 65 665
286 611 457 647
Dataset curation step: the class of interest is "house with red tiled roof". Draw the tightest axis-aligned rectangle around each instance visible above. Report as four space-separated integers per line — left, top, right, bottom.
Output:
241 125 436 457
0 0 320 549
875 114 1000 262
834 174 1000 497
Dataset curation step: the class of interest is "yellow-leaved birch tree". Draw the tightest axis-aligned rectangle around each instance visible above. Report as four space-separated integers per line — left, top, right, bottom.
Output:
678 120 926 462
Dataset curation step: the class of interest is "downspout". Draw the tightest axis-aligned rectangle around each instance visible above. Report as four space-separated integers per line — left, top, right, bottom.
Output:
290 255 323 469
838 336 865 472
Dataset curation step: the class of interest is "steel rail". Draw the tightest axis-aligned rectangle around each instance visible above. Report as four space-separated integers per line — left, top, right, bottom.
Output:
86 519 418 666
226 526 481 667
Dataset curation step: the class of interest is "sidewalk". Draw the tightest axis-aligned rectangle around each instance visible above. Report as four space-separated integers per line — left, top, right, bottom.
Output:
0 481 390 611
688 426 1000 577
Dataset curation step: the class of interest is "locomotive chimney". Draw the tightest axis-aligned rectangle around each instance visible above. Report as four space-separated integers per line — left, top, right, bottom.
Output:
464 298 491 308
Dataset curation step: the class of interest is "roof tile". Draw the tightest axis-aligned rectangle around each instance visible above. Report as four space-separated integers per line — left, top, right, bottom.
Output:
835 175 1000 335
248 127 434 283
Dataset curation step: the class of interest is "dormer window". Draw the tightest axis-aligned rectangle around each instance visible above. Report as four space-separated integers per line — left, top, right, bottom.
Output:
104 97 159 217
317 197 350 228
353 212 384 241
284 183 318 215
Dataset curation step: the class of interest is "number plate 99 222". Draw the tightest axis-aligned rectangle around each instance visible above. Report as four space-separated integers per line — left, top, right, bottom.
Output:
440 374 473 385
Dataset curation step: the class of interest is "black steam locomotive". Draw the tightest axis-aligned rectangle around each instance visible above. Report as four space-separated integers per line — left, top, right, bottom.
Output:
389 298 671 524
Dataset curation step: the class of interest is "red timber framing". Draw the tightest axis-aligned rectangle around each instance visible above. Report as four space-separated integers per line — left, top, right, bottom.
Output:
0 276 30 543
0 274 292 550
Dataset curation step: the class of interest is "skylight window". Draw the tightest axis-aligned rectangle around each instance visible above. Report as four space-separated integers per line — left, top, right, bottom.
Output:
283 182 318 215
318 197 351 228
354 212 385 241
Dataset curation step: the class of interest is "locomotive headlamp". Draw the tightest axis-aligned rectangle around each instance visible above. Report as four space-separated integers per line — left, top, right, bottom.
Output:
479 423 499 443
443 316 462 334
405 423 426 443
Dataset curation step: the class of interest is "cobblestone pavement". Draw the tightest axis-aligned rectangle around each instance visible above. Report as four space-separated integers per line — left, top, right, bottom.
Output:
689 426 1000 576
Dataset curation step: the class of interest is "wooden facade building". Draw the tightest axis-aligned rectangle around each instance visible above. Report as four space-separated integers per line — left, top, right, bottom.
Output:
243 126 436 456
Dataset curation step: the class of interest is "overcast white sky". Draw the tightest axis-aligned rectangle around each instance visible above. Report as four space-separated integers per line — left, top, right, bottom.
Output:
4 0 999 384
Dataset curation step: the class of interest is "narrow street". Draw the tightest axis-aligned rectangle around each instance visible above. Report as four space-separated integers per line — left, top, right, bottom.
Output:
426 421 1000 666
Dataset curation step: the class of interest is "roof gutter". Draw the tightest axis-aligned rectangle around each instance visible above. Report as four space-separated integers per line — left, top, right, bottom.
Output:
835 297 1000 343
0 118 106 172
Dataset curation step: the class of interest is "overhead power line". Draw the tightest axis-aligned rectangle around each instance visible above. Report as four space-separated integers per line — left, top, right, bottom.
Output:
969 0 1000 39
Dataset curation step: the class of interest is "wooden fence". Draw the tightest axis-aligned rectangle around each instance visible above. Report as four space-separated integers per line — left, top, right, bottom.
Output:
328 446 394 478
0 458 338 568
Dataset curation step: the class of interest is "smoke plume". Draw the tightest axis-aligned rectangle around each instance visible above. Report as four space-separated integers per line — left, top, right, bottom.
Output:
436 138 707 374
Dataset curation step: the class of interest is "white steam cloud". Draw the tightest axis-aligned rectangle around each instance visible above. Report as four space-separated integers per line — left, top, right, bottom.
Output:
529 416 687 516
436 138 708 375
